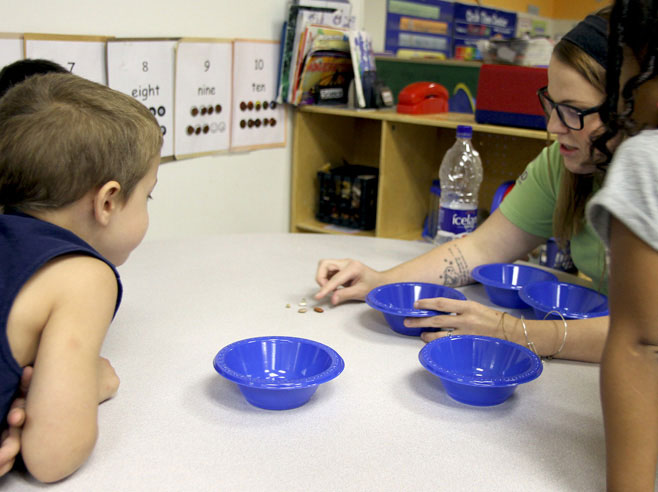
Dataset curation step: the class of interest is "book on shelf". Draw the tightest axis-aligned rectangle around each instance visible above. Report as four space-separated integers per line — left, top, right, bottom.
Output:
295 49 353 105
293 25 350 104
276 0 353 104
348 30 376 108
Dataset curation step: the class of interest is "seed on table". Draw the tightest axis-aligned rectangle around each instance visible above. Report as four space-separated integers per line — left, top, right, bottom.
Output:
298 308 307 313
313 307 324 313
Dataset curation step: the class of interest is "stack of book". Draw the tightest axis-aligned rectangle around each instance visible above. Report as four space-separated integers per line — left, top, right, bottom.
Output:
277 0 378 108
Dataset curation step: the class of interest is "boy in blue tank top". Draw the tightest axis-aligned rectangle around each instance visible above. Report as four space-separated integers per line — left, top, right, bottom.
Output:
0 58 69 477
0 72 162 482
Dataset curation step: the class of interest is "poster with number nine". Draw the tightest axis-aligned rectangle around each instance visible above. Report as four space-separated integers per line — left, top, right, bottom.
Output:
230 39 286 151
174 39 232 159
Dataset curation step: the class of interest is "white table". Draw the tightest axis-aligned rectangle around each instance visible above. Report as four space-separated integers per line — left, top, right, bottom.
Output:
2 233 605 491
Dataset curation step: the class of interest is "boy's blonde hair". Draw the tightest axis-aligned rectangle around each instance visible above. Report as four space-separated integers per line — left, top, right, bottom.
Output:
0 73 163 211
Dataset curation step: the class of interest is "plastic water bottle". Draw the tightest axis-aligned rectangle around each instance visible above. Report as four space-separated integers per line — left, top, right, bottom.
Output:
435 125 483 245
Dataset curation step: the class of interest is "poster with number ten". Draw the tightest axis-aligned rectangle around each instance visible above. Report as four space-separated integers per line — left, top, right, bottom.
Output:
230 39 285 151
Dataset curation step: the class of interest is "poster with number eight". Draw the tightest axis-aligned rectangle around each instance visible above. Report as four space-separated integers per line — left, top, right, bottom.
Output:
107 39 177 159
230 39 286 151
174 39 232 159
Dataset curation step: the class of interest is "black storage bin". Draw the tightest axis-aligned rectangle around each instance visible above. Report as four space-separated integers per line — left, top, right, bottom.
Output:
316 163 378 230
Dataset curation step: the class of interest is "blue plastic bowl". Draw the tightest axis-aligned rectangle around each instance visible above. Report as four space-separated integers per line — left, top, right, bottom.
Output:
471 263 558 309
519 281 609 320
366 282 467 336
490 180 515 213
213 336 344 410
419 335 543 406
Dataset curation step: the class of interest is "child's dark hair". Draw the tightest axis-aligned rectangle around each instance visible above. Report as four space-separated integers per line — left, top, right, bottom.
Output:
594 0 658 161
0 59 68 98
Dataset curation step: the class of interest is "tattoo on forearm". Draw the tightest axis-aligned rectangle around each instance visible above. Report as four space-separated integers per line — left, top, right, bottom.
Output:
438 244 470 287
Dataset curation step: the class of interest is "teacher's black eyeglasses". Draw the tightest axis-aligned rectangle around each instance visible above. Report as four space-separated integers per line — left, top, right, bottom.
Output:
537 86 604 131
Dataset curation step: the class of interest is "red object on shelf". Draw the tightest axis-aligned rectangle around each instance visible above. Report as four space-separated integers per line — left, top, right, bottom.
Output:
396 81 449 114
475 64 548 129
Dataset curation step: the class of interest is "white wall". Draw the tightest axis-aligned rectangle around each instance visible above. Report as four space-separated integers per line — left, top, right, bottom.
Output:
1 0 366 241
362 0 387 51
551 18 580 39
0 0 294 241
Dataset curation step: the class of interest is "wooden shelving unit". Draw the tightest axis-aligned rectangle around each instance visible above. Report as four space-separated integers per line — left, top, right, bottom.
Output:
291 106 552 240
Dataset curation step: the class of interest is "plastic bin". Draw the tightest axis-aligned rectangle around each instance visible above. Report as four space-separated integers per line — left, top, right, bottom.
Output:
316 163 378 230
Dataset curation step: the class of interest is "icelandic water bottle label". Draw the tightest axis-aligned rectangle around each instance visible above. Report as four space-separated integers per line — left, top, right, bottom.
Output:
438 206 477 236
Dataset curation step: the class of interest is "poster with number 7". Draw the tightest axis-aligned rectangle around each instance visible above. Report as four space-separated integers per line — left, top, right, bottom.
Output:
107 39 178 159
24 33 109 84
0 35 23 77
230 39 286 152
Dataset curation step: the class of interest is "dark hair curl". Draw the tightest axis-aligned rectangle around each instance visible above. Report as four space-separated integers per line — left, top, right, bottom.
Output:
593 0 658 164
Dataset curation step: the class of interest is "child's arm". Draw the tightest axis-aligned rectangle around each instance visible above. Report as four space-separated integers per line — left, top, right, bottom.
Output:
602 218 658 491
97 356 119 403
0 367 32 476
20 255 119 483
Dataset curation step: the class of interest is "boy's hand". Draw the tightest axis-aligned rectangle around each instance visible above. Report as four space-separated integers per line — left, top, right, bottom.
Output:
98 357 119 403
0 366 33 476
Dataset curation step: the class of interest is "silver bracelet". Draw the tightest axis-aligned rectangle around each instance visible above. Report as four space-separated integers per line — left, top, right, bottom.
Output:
520 315 538 356
542 310 568 359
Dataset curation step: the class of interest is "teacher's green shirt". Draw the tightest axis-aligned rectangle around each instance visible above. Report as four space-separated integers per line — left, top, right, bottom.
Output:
498 141 607 293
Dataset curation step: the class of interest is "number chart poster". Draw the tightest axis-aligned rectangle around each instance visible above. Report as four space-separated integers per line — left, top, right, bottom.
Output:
0 35 23 74
107 39 177 159
231 40 286 151
174 39 232 159
24 34 108 84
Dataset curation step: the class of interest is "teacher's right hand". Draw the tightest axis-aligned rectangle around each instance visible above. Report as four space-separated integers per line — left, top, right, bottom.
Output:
315 259 383 305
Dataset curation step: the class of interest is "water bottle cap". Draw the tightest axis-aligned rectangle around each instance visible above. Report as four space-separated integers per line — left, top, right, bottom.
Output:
456 125 472 139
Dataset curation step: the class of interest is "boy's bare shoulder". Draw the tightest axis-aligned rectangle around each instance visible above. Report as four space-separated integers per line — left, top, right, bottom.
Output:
14 254 117 307
8 254 118 366
40 254 118 303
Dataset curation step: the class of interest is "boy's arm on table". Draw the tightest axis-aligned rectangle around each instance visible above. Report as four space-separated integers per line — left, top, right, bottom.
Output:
21 255 119 483
316 210 546 304
0 367 32 476
602 218 658 491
